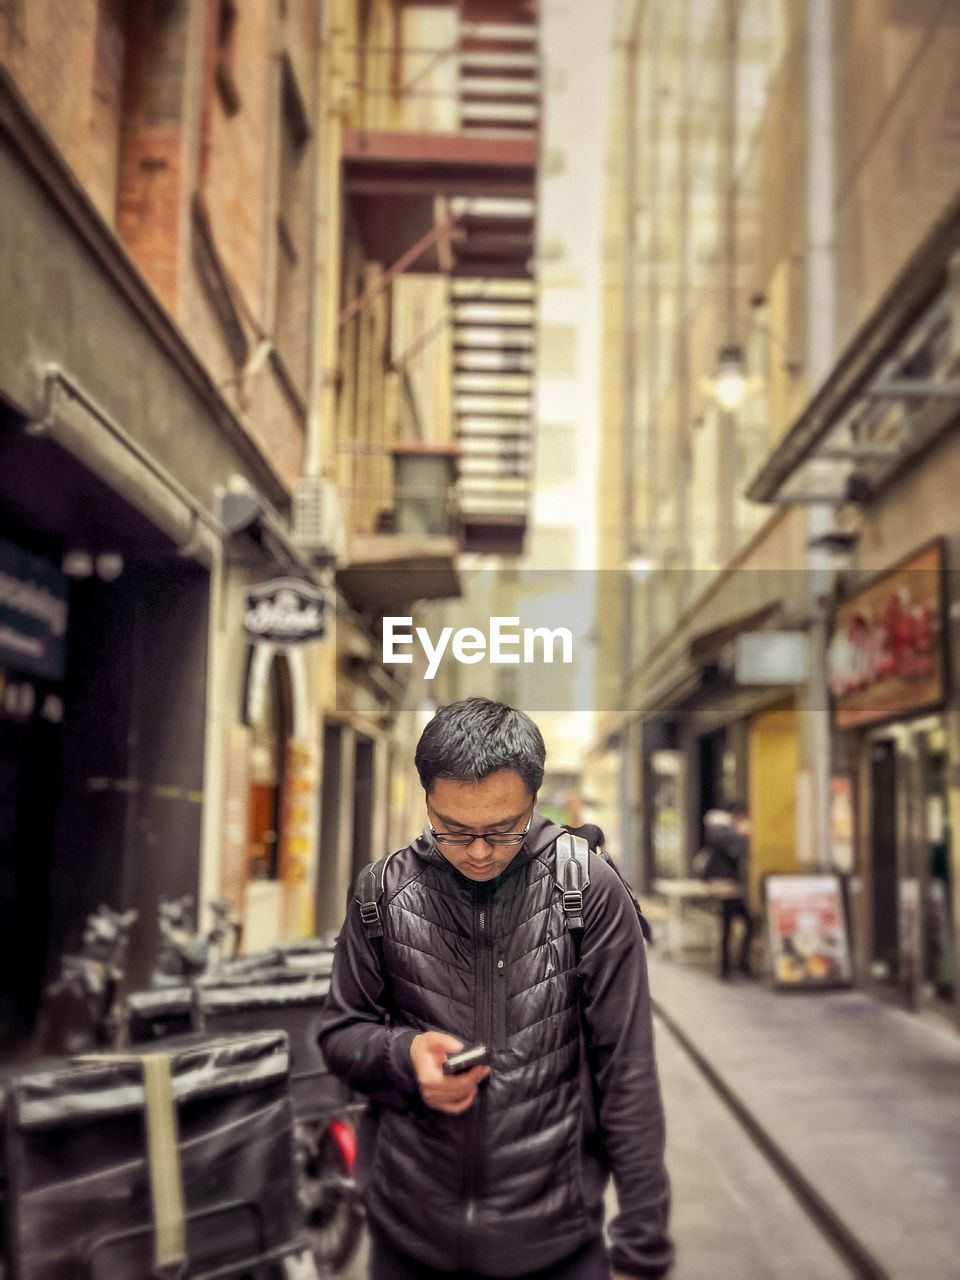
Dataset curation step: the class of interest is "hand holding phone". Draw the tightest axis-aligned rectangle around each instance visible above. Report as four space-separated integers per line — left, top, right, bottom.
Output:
410 1032 491 1114
442 1044 490 1075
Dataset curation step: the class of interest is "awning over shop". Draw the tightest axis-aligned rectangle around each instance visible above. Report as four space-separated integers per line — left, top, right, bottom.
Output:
747 193 960 507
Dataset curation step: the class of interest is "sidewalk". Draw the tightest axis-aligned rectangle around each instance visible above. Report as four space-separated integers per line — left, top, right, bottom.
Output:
648 954 960 1279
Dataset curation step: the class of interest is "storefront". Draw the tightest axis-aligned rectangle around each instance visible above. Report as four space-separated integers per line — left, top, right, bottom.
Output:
828 541 955 1012
0 412 213 1043
636 605 806 907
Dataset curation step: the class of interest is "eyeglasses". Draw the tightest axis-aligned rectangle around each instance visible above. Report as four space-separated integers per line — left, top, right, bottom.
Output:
429 815 532 848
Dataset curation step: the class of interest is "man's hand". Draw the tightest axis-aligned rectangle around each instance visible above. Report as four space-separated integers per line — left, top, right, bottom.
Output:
410 1031 491 1115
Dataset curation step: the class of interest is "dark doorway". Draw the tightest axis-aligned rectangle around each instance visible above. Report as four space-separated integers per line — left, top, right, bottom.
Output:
0 422 210 1040
48 562 210 993
317 722 344 931
0 703 60 1048
352 735 375 887
870 739 899 984
922 742 953 1002
698 730 726 820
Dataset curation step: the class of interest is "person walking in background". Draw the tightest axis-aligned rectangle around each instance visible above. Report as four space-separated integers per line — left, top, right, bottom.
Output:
320 698 673 1280
701 802 755 979
562 791 607 853
561 819 653 944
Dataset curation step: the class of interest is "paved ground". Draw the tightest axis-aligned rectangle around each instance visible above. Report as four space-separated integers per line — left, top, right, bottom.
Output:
652 1011 849 1280
648 953 960 1280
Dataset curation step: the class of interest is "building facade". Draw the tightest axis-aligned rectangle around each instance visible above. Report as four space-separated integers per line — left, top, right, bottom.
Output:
601 0 960 1021
0 0 543 1047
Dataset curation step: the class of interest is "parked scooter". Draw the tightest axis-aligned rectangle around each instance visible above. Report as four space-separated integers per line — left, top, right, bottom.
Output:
195 964 364 1273
127 905 364 1276
152 894 240 985
16 904 320 1279
41 904 139 1053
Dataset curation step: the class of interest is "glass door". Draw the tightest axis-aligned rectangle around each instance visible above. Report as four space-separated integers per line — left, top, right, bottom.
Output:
920 728 953 1003
869 738 899 985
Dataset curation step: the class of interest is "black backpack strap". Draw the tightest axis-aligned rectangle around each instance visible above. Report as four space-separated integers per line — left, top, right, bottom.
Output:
354 852 398 941
555 832 590 932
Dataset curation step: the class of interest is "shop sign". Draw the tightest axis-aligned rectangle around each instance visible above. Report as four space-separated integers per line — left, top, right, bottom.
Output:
827 541 945 729
243 577 328 647
734 631 807 685
764 874 853 988
0 538 69 680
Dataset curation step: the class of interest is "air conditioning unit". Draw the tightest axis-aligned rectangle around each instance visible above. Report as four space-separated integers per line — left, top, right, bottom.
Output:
292 476 346 564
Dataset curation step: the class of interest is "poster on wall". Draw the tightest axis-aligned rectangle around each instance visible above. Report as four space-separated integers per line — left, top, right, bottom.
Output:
827 541 945 729
764 874 853 989
280 737 319 937
829 776 855 874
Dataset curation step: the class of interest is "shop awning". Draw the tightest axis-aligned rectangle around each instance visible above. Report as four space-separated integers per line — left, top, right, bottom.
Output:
747 192 960 507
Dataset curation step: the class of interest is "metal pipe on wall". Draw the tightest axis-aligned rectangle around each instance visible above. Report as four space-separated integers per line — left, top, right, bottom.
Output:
805 0 838 871
306 0 348 481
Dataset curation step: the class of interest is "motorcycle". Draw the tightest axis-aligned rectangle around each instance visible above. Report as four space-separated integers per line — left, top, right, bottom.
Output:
194 962 365 1276
39 903 139 1053
153 894 240 986
9 904 316 1279
127 902 364 1277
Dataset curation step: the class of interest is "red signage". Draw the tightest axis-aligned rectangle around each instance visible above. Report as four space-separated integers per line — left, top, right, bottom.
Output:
827 542 945 729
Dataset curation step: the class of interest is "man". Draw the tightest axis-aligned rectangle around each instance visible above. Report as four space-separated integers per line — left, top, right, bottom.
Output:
701 802 755 979
319 698 672 1280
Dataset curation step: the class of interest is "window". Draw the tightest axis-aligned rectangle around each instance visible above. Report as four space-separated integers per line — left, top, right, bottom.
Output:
214 0 240 115
0 0 25 38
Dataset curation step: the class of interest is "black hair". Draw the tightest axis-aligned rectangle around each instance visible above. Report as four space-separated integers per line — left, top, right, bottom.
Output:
414 697 546 796
728 800 748 817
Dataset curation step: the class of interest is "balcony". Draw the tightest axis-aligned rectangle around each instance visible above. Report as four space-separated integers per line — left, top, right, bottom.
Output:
335 368 462 609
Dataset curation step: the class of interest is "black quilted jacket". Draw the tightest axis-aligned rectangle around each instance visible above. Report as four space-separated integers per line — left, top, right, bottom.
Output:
318 814 673 1278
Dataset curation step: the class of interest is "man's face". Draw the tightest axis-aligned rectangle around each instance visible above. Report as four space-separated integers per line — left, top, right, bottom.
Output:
426 769 535 883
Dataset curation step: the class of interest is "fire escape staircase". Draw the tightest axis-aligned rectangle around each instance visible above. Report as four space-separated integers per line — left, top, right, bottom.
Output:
341 0 540 566
453 1 539 554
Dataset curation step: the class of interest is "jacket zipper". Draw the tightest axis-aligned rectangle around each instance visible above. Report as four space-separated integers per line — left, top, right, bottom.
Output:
462 883 493 1261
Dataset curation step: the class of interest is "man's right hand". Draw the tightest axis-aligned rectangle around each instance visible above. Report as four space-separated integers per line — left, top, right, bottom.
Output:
410 1031 491 1115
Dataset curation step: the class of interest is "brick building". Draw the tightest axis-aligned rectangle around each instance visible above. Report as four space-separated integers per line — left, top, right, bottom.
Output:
0 0 329 1044
0 0 543 1046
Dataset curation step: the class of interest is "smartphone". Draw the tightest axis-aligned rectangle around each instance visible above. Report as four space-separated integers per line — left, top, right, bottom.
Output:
442 1044 490 1075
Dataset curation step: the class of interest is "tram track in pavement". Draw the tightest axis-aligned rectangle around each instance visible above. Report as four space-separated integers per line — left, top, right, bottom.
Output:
653 1003 889 1280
